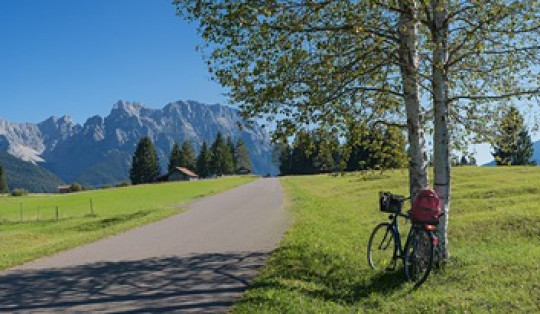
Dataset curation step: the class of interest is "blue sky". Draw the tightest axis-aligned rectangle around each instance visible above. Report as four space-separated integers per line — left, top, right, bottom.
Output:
1 0 534 164
0 0 227 124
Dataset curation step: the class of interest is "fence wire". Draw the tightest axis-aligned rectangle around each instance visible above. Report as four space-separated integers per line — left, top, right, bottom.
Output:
0 198 96 223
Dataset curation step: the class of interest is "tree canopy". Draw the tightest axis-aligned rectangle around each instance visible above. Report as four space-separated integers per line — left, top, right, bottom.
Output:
168 141 184 173
0 164 8 193
210 132 235 175
169 140 197 172
181 140 197 171
196 140 212 178
175 0 539 160
130 136 161 184
234 138 253 173
175 0 540 260
493 106 535 166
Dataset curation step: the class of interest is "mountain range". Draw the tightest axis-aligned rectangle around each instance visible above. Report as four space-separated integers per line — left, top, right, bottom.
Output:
0 100 277 192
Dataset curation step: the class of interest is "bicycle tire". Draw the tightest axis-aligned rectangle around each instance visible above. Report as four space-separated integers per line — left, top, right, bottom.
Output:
403 227 434 286
367 222 397 271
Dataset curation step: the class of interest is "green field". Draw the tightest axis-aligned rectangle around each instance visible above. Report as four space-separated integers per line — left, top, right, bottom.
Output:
0 176 256 270
234 167 540 313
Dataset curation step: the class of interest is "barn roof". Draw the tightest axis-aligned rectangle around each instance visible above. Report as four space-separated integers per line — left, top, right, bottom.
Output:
175 167 197 178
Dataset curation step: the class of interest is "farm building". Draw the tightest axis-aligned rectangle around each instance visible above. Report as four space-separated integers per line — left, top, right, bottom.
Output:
236 166 252 175
57 185 71 193
159 167 198 182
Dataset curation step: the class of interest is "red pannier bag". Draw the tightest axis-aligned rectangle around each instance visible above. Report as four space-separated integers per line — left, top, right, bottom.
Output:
410 189 443 224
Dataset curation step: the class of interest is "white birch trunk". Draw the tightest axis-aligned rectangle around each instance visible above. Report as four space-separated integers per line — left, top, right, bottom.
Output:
432 0 451 261
398 1 428 198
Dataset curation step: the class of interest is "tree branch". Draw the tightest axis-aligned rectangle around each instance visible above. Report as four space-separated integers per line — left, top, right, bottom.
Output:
372 120 408 129
450 88 540 102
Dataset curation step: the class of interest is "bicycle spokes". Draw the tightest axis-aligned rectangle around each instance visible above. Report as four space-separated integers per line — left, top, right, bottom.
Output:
368 223 397 271
404 228 434 286
378 229 393 250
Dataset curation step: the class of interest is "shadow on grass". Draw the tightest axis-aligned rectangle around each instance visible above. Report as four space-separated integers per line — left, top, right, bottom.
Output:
0 252 268 313
236 244 408 307
73 210 152 232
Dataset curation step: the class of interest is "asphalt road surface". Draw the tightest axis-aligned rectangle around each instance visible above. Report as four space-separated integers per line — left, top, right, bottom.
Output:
0 178 289 313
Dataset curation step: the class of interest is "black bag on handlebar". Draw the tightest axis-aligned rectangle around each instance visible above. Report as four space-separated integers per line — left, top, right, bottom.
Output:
379 192 404 214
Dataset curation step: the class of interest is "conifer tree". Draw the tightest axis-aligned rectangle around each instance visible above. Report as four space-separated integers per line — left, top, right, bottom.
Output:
0 164 8 193
345 125 371 171
226 136 236 170
290 131 316 174
276 142 292 176
211 132 234 175
130 136 161 184
196 141 212 178
344 124 407 171
515 129 535 166
460 156 468 166
380 126 408 169
493 106 535 165
234 138 252 173
181 140 197 171
210 132 224 176
312 131 337 173
168 141 184 173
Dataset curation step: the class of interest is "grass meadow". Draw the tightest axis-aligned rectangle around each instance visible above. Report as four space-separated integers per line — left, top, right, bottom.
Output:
233 167 540 313
0 176 256 270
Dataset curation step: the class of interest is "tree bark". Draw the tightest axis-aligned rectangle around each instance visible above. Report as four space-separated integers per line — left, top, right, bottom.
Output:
431 0 451 261
398 1 428 199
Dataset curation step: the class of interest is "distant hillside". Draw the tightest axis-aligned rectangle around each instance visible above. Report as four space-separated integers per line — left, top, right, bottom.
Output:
0 100 277 187
0 152 64 193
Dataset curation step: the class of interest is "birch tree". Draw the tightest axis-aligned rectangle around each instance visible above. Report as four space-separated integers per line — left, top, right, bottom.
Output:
416 0 540 259
174 0 540 261
175 0 429 197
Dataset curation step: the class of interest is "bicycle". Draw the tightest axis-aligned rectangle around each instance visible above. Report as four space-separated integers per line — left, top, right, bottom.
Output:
367 191 440 287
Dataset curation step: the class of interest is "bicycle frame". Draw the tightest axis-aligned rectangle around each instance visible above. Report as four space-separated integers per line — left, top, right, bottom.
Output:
387 212 412 263
369 192 441 286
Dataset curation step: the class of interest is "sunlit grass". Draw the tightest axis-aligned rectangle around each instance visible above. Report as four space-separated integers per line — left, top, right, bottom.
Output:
0 176 256 270
233 167 540 312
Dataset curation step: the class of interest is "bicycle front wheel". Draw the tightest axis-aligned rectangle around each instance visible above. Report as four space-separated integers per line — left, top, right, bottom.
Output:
404 227 434 286
367 223 397 271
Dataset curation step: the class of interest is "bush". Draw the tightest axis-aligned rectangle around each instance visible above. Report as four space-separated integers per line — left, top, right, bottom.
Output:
116 181 130 188
69 183 83 193
101 184 112 189
11 189 27 197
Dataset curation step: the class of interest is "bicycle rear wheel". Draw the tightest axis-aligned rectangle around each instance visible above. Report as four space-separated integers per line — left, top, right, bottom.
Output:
367 223 397 271
404 227 434 286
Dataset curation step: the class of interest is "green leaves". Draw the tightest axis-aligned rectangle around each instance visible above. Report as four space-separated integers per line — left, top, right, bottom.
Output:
130 136 161 185
492 106 535 166
196 141 212 178
175 1 404 139
0 164 8 193
168 141 196 173
174 0 539 164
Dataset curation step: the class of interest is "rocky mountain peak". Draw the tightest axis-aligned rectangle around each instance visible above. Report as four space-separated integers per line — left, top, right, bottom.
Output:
39 115 78 131
0 100 277 186
111 100 145 117
84 115 104 127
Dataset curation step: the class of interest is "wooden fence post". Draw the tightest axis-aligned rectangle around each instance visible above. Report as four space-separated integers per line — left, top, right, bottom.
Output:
55 206 59 221
20 203 23 222
90 198 94 216
37 206 40 221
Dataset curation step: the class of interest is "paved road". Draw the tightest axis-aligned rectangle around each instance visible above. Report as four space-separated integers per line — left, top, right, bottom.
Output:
0 178 289 313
